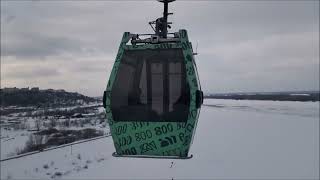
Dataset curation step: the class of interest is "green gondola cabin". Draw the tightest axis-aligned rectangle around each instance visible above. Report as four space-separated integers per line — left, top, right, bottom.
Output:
103 0 203 159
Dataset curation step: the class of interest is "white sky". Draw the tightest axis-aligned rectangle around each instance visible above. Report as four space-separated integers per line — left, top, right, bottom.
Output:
1 1 319 96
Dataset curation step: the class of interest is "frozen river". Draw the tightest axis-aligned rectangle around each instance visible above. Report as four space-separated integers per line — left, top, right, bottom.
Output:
1 99 319 179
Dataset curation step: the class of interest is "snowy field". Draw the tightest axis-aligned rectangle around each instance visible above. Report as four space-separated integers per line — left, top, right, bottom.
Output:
1 103 107 159
1 99 319 179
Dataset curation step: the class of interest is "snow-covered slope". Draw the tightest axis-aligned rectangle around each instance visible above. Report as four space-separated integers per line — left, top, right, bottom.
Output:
1 100 319 179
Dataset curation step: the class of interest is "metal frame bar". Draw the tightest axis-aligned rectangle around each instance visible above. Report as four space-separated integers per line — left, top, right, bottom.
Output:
112 152 193 159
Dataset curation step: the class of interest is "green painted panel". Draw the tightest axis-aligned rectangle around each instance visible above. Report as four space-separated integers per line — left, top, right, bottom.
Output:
104 30 201 157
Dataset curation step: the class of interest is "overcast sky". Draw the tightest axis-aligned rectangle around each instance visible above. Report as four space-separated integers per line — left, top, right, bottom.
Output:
1 0 319 96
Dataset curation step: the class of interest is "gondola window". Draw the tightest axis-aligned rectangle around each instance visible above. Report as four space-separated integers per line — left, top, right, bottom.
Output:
111 49 190 122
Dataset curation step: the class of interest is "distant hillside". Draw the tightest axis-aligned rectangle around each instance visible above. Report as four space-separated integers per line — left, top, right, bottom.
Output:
205 91 320 102
0 88 96 107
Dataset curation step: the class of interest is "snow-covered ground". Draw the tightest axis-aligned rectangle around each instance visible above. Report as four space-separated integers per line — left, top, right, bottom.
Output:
1 99 319 179
0 124 109 160
0 130 32 159
1 102 107 159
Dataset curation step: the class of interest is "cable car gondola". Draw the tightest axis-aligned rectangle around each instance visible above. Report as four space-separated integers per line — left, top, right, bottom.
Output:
103 0 203 159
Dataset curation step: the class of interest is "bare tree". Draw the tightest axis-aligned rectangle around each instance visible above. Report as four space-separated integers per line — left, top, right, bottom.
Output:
50 118 57 128
35 118 41 131
65 118 70 128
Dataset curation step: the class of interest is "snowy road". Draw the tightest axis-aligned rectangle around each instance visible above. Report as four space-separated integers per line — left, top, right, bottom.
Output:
1 99 319 179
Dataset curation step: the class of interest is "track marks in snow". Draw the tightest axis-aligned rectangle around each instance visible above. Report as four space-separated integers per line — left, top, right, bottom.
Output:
46 154 108 179
3 153 108 180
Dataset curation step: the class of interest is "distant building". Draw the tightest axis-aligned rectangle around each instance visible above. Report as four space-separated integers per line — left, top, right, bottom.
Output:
2 87 18 93
20 87 29 92
46 89 55 92
31 87 40 92
56 89 65 93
